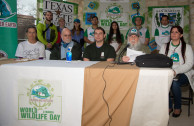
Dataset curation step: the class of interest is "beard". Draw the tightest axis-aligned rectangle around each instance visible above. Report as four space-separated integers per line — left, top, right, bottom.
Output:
128 40 142 51
63 39 71 43
46 17 52 22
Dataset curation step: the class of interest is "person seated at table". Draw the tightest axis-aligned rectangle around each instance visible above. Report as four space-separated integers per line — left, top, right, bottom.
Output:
15 26 45 59
122 28 143 62
159 26 194 118
83 27 116 61
50 28 82 60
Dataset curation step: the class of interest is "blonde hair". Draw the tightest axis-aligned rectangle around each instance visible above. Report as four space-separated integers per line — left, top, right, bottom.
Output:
58 17 65 22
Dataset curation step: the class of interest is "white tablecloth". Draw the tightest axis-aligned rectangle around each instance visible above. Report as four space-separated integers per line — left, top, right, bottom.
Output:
0 60 173 126
0 60 98 126
130 68 173 126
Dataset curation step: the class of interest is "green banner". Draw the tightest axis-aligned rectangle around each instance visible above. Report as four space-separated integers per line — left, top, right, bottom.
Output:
0 0 17 58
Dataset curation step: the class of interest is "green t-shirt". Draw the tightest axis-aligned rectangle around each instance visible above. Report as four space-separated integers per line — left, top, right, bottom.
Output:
83 42 116 61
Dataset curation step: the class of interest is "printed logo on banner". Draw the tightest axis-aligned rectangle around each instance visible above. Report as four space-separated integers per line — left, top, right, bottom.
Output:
18 79 62 122
105 3 123 20
88 2 96 10
0 0 16 28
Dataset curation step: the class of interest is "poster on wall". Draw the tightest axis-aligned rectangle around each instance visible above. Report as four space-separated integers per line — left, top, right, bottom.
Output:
0 0 17 58
151 7 184 37
37 0 78 30
85 12 97 25
147 6 189 45
99 1 129 30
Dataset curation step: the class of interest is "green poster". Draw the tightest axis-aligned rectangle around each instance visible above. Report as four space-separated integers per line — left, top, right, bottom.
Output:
0 0 17 58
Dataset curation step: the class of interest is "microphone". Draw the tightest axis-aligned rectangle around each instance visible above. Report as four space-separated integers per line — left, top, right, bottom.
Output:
117 43 130 64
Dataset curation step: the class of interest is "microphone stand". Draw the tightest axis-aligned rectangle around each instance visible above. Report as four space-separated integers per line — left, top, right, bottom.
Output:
117 43 130 64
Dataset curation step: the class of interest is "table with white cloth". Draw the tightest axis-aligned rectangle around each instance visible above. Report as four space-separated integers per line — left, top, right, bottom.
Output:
0 60 173 126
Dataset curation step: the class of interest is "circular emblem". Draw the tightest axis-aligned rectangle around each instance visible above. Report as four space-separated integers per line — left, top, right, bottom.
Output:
105 3 123 20
28 80 54 109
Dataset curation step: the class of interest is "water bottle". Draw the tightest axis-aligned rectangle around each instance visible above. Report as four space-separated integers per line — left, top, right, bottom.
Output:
66 47 72 62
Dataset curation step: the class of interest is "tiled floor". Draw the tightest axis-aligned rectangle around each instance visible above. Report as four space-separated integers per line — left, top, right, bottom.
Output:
169 88 194 126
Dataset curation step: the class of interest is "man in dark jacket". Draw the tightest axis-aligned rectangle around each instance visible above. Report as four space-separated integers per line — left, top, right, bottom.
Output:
50 28 82 60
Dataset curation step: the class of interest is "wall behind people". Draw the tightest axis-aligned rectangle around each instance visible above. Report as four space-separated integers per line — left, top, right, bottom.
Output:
37 0 78 30
17 14 36 42
67 0 194 50
147 5 189 52
145 0 194 49
81 0 147 44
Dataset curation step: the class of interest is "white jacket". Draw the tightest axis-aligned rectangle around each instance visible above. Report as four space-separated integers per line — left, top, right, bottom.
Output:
160 41 194 91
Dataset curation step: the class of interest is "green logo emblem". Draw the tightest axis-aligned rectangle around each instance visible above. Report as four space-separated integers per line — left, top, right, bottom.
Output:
27 80 54 110
31 85 50 99
105 3 123 20
170 53 179 62
0 0 16 20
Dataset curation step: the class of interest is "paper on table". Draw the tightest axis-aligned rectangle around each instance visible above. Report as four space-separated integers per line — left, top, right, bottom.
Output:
126 48 145 62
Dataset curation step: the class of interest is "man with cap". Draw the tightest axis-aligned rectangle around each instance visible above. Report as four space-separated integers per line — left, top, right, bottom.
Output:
71 19 84 48
126 16 150 46
154 15 171 50
122 28 143 62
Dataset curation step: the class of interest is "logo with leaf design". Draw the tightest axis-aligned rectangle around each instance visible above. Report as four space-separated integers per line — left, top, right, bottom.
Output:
105 3 123 20
27 80 54 110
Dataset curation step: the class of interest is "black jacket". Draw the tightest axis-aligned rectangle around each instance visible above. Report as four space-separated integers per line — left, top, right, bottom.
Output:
50 41 82 60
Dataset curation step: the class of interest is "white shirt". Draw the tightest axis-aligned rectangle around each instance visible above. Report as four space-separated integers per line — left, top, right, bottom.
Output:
86 27 95 46
110 34 119 51
15 40 45 59
155 25 171 50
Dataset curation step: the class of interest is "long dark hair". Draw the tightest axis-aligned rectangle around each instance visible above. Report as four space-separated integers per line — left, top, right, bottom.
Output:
107 21 122 44
72 23 83 36
165 26 186 63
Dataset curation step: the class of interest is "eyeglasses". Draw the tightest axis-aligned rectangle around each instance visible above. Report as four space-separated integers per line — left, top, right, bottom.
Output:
63 35 71 37
94 32 103 35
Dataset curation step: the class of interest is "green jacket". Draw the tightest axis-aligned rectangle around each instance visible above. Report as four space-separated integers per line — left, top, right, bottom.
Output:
37 21 58 45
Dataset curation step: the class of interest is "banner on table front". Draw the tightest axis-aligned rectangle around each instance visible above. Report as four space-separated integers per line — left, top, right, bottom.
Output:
99 1 129 30
151 7 184 37
18 79 62 122
37 0 78 30
0 0 17 58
